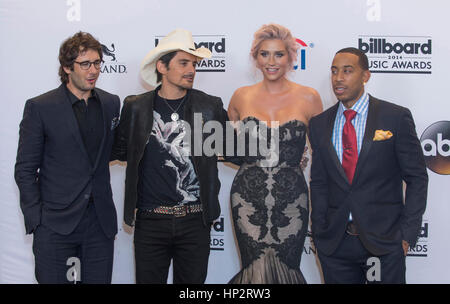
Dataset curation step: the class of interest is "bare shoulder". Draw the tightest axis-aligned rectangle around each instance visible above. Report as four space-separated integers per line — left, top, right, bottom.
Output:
290 83 319 101
229 85 256 108
290 82 323 117
232 84 256 100
228 85 256 120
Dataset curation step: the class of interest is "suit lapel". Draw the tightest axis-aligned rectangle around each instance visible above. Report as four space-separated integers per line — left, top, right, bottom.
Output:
324 103 350 185
352 96 380 183
92 89 107 170
183 90 200 158
183 89 193 124
146 90 156 135
58 85 91 162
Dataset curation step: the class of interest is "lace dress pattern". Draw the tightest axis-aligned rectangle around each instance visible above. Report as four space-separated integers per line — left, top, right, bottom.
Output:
229 117 309 284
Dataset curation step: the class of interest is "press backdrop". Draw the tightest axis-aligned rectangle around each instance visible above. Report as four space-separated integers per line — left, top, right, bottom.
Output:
1 0 449 283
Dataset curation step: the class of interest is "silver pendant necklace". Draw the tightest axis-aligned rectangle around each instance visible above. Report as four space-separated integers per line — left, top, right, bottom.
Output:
159 93 187 122
170 112 179 122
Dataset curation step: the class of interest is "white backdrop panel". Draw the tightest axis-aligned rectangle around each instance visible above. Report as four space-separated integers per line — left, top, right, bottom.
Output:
1 0 449 283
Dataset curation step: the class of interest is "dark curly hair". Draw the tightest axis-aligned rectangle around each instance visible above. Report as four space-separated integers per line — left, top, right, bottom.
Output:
58 31 103 83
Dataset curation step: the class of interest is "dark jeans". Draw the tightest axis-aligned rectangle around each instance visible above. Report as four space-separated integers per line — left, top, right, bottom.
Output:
134 210 211 284
32 202 114 284
318 233 406 284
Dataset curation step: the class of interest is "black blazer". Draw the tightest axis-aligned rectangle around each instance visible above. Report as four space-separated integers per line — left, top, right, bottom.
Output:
309 96 428 256
15 84 120 238
112 87 227 227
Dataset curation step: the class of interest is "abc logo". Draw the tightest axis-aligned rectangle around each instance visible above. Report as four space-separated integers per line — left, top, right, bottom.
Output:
420 121 450 175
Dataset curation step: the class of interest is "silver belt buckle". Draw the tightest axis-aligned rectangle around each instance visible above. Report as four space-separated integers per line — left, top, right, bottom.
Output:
173 205 187 217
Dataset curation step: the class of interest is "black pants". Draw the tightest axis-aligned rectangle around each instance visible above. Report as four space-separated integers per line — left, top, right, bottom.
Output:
32 202 114 284
317 233 406 284
134 210 211 284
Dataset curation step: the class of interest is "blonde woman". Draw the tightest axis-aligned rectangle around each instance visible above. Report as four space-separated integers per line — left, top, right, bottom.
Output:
228 24 323 284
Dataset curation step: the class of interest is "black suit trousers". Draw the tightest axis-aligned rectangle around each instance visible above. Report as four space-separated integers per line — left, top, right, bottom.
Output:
317 233 406 284
32 201 114 284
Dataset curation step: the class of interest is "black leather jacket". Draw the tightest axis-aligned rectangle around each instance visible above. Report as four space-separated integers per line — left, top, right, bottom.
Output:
112 87 227 226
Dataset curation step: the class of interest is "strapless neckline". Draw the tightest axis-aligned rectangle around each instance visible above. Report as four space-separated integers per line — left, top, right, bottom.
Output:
241 116 307 129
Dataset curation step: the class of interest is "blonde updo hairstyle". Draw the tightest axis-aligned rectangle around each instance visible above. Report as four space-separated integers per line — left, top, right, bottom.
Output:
250 23 299 70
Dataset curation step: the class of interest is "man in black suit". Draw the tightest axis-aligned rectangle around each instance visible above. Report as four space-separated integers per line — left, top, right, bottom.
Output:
309 47 428 283
112 28 226 284
15 32 120 283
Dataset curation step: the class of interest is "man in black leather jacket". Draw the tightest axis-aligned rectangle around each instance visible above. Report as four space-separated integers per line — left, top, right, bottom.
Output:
112 29 227 284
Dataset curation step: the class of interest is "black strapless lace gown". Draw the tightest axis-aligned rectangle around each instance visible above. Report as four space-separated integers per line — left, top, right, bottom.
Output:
229 116 309 284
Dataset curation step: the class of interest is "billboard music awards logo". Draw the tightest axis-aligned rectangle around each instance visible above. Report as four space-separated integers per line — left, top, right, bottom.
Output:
420 121 450 175
407 221 429 257
293 38 314 71
155 35 226 72
211 216 225 251
358 35 432 74
100 43 128 74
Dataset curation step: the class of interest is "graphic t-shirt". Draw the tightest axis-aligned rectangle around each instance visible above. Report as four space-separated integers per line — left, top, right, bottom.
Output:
137 94 200 210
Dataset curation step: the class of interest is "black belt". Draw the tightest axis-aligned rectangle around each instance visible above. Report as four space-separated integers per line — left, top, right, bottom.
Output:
346 221 359 236
139 204 202 218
